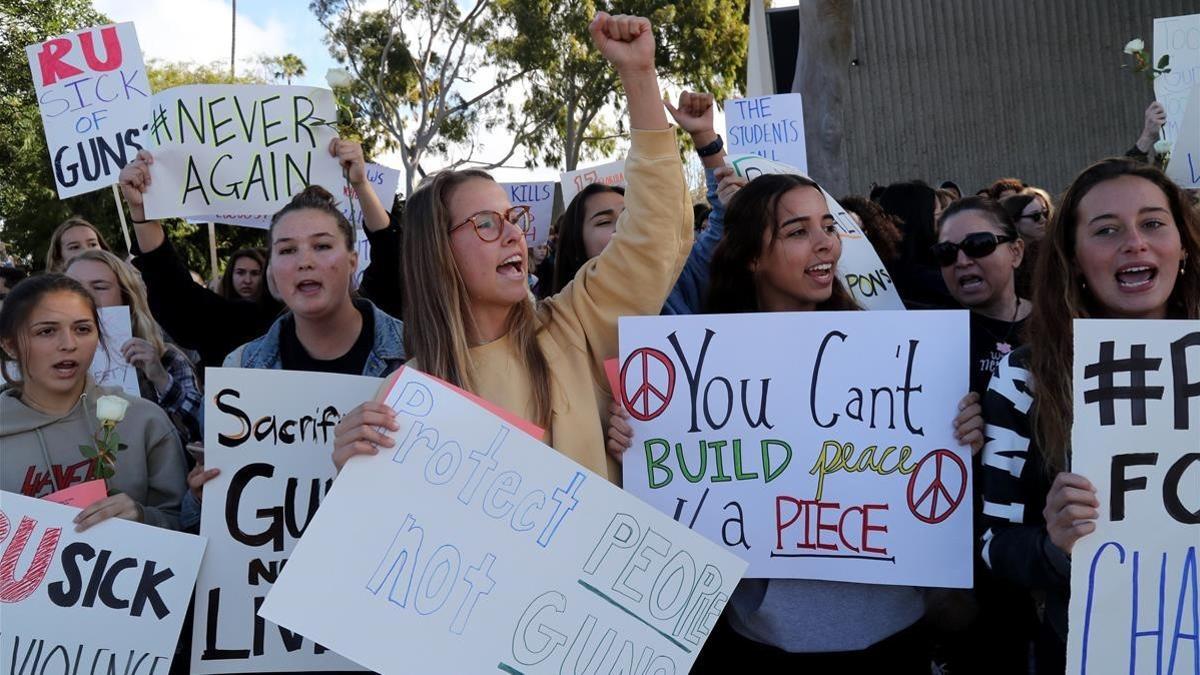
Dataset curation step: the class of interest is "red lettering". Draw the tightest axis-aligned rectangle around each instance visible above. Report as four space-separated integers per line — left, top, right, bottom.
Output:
814 501 840 551
37 38 83 87
774 496 891 557
78 26 123 73
837 506 863 552
0 515 62 603
861 504 889 555
775 496 801 549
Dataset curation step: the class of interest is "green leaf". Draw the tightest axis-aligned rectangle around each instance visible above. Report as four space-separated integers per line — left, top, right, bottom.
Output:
1157 54 1170 69
79 444 98 459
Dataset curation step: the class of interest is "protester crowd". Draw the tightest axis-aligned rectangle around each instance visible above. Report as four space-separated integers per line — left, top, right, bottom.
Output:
2 11 1198 675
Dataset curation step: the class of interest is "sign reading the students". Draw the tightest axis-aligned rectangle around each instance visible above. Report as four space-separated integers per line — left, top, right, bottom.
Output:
560 158 625 205
501 180 556 249
1066 319 1200 675
1154 13 1200 143
724 94 807 172
26 22 152 199
192 369 378 673
259 368 747 674
727 154 905 311
619 310 972 587
0 490 205 673
143 85 342 219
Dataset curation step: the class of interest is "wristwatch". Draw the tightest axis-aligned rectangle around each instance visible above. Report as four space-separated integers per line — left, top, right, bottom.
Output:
696 134 724 158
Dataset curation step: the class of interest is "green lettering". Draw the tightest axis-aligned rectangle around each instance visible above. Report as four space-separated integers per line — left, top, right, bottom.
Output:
762 439 792 484
644 438 673 489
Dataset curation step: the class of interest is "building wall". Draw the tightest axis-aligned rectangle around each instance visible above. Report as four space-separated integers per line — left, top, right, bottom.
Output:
789 0 1196 197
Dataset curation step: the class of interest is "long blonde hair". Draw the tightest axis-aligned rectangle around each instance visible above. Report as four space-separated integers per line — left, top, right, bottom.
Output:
66 249 167 359
401 169 551 426
46 217 113 272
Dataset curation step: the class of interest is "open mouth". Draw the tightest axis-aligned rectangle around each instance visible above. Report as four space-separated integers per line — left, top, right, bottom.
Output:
296 280 323 295
805 262 833 281
51 359 79 377
958 274 985 292
497 253 525 279
1115 264 1156 290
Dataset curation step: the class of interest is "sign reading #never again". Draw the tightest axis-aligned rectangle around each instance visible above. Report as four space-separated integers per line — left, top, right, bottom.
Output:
143 85 343 219
260 368 747 675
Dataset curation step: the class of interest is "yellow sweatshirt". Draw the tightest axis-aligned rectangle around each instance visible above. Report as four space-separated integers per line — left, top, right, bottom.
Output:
469 128 692 483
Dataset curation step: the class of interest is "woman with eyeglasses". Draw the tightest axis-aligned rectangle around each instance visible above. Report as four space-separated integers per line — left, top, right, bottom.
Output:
330 12 692 482
980 158 1198 673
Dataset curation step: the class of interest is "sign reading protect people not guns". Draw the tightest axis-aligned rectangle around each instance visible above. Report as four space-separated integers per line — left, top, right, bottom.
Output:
26 22 152 199
260 367 747 674
619 310 973 587
0 490 205 673
1066 319 1200 675
193 368 376 673
143 85 343 219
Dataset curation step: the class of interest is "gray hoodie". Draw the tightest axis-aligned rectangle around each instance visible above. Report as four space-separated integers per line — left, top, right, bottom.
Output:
0 380 186 530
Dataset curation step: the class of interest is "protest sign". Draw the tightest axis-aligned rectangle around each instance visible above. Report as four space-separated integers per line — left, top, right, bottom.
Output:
0 490 205 673
192 368 376 673
501 180 556 249
560 158 625 206
724 94 808 172
143 85 342 219
727 154 906 310
1154 13 1200 143
260 368 747 674
1065 319 1200 675
90 305 139 397
620 310 973 587
1165 84 1200 189
26 23 152 199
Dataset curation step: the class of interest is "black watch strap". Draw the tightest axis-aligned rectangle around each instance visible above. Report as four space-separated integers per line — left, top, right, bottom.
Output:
696 134 724 158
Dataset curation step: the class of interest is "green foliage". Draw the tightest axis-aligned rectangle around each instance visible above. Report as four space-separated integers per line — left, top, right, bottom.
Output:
260 53 308 84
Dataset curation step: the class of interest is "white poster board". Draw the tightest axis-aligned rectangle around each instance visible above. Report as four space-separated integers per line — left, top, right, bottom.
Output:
91 305 140 397
0 490 205 670
143 85 342 219
26 22 152 199
1165 84 1200 189
619 310 973 587
1154 13 1200 143
724 94 808 173
727 154 906 311
560 158 626 206
1066 319 1200 675
192 368 377 673
260 367 747 674
502 180 556 249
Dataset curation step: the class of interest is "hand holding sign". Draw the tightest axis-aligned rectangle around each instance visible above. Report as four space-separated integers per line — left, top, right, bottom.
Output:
1042 472 1099 555
331 401 400 471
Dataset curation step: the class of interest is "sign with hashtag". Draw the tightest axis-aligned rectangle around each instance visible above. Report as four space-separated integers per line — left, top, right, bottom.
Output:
258 367 746 674
25 23 152 199
619 310 973 587
1067 319 1200 675
142 85 344 219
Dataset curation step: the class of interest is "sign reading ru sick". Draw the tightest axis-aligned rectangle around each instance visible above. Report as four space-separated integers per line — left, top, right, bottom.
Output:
26 22 151 199
1066 320 1200 675
0 491 205 674
260 368 746 674
143 85 343 219
620 310 972 587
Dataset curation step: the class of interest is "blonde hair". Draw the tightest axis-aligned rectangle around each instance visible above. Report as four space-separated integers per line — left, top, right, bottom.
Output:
46 217 113 272
1022 186 1055 221
401 169 551 426
66 249 167 359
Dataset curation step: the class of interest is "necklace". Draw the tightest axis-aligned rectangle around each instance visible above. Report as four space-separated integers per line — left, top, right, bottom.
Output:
976 297 1022 355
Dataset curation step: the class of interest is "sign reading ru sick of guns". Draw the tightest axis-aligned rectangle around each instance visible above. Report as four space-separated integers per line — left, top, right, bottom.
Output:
619 310 973 587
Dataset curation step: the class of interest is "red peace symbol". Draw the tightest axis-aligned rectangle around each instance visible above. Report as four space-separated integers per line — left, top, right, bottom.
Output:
619 348 676 421
906 449 968 525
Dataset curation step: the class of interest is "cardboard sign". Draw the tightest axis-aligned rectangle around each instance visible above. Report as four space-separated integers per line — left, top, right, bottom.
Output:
26 23 152 199
259 368 747 674
725 94 808 172
560 158 625 206
1066 319 1200 674
91 305 140 397
1154 13 1200 143
1165 84 1200 189
143 85 342 219
727 154 906 311
619 310 973 587
502 180 556 249
192 368 377 673
0 490 205 671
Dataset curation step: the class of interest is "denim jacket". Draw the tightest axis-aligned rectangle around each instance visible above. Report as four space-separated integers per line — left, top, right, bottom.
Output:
662 166 725 315
222 299 406 377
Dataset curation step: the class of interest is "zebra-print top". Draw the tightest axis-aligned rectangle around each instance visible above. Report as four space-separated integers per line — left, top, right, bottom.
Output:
979 346 1073 644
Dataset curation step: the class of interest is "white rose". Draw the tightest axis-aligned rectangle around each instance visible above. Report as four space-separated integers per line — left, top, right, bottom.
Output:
326 68 354 89
1154 139 1171 155
1124 38 1144 55
96 395 131 423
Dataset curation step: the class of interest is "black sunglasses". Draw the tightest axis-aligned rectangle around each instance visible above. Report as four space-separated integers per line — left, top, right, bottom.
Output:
1022 210 1048 223
931 232 1016 267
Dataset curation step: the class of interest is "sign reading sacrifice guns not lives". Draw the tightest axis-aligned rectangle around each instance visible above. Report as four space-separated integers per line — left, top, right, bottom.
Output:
260 367 746 675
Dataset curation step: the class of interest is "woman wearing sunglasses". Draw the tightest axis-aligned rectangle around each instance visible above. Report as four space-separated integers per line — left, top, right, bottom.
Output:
933 197 1031 395
331 12 691 482
1002 192 1050 298
979 158 1199 673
